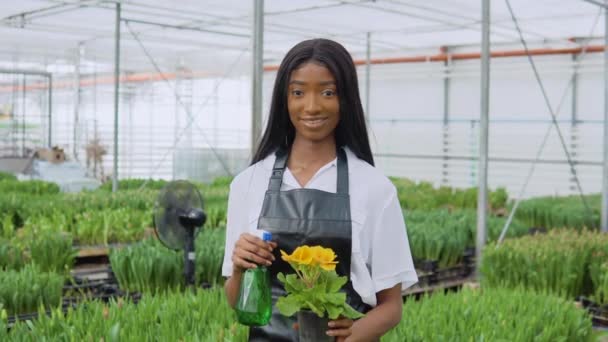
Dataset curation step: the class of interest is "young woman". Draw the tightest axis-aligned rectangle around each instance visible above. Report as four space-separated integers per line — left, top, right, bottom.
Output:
222 38 417 341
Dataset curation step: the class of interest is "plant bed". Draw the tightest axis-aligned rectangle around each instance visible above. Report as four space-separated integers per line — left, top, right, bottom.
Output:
403 275 475 299
528 226 548 235
577 296 608 328
388 287 595 341
482 229 608 300
2 288 247 341
414 248 475 287
5 293 143 328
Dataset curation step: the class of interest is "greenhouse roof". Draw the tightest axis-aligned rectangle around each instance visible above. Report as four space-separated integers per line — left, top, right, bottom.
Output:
0 0 605 75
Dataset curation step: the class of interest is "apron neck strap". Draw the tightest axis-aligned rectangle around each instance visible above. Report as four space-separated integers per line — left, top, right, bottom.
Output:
336 147 348 194
268 147 288 191
268 146 349 194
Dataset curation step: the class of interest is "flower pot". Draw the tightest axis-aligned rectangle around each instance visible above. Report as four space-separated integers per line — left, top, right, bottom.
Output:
297 310 332 342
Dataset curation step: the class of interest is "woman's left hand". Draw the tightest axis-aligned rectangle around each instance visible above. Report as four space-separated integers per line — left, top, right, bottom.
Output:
327 318 354 341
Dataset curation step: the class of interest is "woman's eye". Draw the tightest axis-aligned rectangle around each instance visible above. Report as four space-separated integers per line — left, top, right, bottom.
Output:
291 90 303 96
322 90 336 97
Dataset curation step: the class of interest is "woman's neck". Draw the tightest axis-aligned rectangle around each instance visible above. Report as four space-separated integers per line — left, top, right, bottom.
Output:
289 136 336 166
287 136 337 187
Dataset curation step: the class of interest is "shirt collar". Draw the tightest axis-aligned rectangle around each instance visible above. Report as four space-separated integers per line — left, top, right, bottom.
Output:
261 146 359 174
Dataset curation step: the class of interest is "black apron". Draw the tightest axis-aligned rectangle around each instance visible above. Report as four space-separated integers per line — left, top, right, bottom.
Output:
249 146 371 342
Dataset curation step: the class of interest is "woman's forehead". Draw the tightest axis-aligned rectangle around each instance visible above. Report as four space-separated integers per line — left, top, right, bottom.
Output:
289 62 336 84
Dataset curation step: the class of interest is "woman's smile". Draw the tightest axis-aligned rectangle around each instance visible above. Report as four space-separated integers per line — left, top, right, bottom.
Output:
300 116 328 129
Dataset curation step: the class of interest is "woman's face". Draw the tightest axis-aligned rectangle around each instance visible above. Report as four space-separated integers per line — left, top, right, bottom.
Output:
287 62 340 144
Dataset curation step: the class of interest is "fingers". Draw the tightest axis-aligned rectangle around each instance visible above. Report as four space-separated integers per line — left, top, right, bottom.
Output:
328 319 353 329
232 233 276 270
231 252 258 270
327 319 353 338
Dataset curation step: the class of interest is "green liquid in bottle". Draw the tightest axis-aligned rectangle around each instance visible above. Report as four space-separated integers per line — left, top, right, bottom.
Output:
235 231 273 326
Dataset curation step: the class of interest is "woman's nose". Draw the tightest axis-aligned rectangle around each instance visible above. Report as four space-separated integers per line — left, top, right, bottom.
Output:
304 94 321 114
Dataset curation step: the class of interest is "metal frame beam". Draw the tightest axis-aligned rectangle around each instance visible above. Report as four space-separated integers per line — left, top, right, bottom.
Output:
603 2 608 232
251 0 264 157
112 2 121 192
582 0 608 9
121 18 250 38
476 0 490 276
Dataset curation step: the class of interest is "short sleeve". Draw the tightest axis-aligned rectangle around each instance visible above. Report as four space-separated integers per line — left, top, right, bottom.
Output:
370 189 418 292
221 179 248 277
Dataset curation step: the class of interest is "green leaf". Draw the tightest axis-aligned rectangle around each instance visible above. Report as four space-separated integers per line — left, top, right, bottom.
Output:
304 300 324 317
109 322 121 342
323 292 346 306
341 303 365 319
325 303 342 320
327 274 348 293
283 274 305 293
276 295 301 317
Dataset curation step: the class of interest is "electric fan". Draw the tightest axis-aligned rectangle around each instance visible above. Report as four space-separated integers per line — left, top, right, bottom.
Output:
153 180 206 285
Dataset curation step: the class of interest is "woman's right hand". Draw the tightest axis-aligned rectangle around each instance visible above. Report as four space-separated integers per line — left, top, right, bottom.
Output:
231 233 277 273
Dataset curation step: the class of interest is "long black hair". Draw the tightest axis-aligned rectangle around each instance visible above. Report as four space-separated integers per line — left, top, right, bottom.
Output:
251 38 374 166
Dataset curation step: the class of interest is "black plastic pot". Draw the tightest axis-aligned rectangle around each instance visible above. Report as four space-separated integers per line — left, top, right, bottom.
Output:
419 260 438 273
297 310 332 342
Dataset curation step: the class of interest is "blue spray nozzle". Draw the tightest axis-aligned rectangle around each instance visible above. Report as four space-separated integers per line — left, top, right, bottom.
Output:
262 231 272 242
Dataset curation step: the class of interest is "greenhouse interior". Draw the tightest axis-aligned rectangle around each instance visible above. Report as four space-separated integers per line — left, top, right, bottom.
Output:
0 0 607 340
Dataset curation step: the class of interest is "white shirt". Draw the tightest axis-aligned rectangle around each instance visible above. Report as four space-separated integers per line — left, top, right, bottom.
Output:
221 147 418 307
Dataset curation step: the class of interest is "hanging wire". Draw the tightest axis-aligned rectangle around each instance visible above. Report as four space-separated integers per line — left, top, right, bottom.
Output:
124 21 248 191
497 1 602 244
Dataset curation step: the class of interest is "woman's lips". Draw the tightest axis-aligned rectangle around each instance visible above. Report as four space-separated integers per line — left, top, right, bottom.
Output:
301 117 328 129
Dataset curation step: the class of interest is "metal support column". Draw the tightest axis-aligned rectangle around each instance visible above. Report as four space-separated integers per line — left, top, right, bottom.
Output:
112 2 121 192
73 42 83 160
602 3 608 232
571 53 580 193
251 0 264 157
21 75 26 156
477 0 491 273
442 51 451 185
48 75 52 148
572 53 579 125
365 32 371 123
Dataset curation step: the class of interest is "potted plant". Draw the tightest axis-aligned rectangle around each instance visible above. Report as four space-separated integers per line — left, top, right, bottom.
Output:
276 245 363 342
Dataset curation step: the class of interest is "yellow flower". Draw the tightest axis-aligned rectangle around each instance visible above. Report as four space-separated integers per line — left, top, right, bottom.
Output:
280 246 313 265
311 246 338 271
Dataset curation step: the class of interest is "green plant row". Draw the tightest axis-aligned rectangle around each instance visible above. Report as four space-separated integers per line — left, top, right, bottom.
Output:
0 288 248 341
109 238 183 293
0 193 152 236
589 252 608 305
0 265 64 316
0 179 60 195
0 238 24 271
98 178 170 191
515 194 601 230
20 208 151 246
391 178 509 211
110 228 226 293
0 171 16 181
383 287 594 342
481 229 608 300
0 231 76 274
96 176 232 193
0 189 229 243
405 209 528 267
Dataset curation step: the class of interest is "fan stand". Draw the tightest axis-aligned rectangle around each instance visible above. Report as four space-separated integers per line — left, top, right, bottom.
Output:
178 209 206 285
